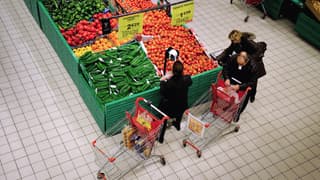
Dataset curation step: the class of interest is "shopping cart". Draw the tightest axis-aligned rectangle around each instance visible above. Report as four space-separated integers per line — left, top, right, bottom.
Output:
231 0 267 22
92 97 169 180
182 72 251 157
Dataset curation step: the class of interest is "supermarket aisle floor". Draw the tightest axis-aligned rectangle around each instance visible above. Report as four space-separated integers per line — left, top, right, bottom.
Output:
0 0 319 180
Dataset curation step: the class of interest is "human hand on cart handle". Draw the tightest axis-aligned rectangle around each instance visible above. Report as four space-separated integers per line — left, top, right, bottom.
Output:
225 79 231 86
230 85 240 91
225 79 239 91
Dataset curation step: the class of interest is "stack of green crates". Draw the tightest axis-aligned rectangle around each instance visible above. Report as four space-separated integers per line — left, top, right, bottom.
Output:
295 13 320 48
264 0 285 19
38 1 81 88
23 0 41 26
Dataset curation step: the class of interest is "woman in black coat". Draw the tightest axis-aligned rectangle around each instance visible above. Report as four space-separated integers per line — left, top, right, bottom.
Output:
217 30 258 66
158 61 192 143
218 30 267 102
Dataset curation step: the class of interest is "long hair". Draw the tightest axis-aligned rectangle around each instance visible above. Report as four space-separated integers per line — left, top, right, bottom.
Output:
228 30 242 42
172 61 184 76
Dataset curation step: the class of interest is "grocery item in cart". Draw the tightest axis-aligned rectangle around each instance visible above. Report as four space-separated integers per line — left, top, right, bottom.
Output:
92 97 168 179
122 125 136 149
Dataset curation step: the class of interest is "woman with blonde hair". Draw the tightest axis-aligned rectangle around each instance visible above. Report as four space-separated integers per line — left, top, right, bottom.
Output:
217 29 257 66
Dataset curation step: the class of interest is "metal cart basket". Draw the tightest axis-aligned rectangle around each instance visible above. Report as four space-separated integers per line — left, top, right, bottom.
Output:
92 97 169 179
182 72 251 157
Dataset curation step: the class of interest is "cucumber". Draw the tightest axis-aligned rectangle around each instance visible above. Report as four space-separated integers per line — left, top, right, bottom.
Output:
79 51 92 61
120 84 131 95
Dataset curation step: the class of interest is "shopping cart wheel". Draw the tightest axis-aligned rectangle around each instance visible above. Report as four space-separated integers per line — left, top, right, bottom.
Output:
197 150 202 158
182 139 187 147
160 156 166 165
262 14 267 19
97 172 105 180
244 16 249 22
230 0 233 4
234 125 240 132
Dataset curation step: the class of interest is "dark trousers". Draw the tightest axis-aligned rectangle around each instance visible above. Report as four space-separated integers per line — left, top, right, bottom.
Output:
250 80 258 100
236 80 257 121
158 114 183 143
235 91 250 122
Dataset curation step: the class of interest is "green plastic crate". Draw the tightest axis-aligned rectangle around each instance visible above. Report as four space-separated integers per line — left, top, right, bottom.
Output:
295 13 320 48
78 64 221 133
24 0 40 26
78 75 106 132
36 0 222 133
290 0 304 8
264 0 285 19
38 1 80 88
23 0 32 12
188 66 222 106
104 86 161 131
102 66 222 132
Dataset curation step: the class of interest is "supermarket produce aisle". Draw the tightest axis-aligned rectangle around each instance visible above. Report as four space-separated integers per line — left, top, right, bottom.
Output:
1 0 320 180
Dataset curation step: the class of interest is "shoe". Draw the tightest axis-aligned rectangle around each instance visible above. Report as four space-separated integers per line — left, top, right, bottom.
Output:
167 119 173 128
250 96 255 103
173 122 180 131
180 121 187 130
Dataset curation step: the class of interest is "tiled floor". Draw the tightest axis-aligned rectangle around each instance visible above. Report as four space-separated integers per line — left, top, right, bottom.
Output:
0 0 319 180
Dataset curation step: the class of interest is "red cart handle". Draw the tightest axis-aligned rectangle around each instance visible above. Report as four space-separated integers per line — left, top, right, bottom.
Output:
135 97 170 122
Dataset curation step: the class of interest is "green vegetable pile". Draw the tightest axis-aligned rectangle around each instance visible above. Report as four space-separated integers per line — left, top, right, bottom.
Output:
42 0 106 29
79 42 160 104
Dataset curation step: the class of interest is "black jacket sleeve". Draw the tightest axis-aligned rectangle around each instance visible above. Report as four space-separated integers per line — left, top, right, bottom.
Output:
241 37 259 55
216 43 235 65
184 75 192 87
239 65 258 91
222 55 235 81
239 78 256 91
160 80 168 97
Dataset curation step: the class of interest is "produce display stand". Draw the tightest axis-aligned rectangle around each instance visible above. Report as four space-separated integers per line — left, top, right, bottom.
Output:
78 75 106 132
264 0 285 19
38 1 81 88
295 12 320 48
23 0 32 14
23 0 41 26
34 0 222 133
104 66 222 132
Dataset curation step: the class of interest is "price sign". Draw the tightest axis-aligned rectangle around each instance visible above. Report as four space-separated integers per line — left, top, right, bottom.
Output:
171 0 194 26
187 114 205 137
101 19 112 35
118 13 143 40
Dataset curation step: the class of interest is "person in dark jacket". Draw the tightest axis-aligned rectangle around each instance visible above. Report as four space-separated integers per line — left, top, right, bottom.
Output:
222 51 257 122
248 41 267 102
217 30 267 103
217 29 258 66
158 61 192 143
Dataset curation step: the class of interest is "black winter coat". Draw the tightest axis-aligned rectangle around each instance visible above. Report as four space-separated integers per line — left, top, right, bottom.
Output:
217 34 259 65
250 41 267 78
222 55 257 91
159 75 192 118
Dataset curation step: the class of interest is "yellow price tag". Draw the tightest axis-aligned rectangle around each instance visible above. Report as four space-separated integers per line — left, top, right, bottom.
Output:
171 0 194 26
118 13 143 40
137 114 152 131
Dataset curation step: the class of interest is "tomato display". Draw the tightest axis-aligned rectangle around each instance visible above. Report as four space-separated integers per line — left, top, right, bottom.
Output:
116 0 156 13
142 10 218 75
61 12 118 47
